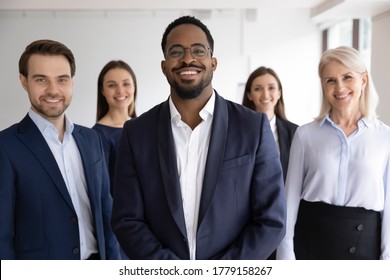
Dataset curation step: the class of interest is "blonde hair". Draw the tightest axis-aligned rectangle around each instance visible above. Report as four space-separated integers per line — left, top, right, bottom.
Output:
316 46 378 121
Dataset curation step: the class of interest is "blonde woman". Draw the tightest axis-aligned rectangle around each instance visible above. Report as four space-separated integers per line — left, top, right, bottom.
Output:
277 46 390 260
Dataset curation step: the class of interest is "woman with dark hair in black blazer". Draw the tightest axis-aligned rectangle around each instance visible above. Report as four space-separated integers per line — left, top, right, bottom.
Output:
242 66 297 259
242 66 298 183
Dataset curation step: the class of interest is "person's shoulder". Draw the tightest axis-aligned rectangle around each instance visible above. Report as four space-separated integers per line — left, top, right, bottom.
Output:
276 116 299 129
0 121 27 153
91 123 100 130
92 123 121 134
294 119 320 135
368 118 390 134
124 102 165 127
369 118 390 127
74 123 94 131
0 122 18 134
0 120 24 140
74 123 100 139
0 124 17 141
224 98 262 118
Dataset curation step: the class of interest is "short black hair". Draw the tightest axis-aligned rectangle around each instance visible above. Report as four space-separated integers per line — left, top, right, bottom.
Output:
161 15 214 56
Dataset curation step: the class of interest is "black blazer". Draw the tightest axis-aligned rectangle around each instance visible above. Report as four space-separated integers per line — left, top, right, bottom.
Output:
276 116 298 182
112 92 287 260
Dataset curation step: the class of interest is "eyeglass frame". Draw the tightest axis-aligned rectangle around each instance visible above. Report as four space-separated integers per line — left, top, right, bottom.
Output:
164 43 213 61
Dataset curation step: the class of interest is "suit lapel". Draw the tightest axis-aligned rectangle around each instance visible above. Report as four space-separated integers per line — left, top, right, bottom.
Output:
157 94 228 233
158 101 187 237
16 115 74 209
276 117 288 173
72 126 96 209
198 93 228 226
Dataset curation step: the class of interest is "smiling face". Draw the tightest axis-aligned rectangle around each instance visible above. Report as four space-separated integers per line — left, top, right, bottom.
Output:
20 54 73 122
321 60 367 115
102 68 135 110
247 73 281 115
161 24 217 100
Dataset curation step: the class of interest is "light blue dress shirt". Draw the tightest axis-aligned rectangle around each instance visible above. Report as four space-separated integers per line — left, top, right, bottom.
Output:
277 115 390 260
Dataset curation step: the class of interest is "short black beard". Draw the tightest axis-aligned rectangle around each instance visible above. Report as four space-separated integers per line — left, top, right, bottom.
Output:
170 62 212 100
173 80 205 99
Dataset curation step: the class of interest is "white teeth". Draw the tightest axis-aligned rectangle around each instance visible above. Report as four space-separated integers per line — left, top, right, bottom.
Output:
180 71 197 75
46 99 60 103
335 94 349 99
115 96 126 100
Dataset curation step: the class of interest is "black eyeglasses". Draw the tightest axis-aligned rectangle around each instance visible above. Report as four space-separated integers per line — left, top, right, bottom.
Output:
165 44 212 61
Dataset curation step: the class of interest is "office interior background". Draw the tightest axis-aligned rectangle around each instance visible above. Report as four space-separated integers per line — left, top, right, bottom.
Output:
0 0 389 130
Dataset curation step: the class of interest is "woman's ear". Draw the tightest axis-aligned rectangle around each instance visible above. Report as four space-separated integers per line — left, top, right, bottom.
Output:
246 91 253 101
361 72 368 89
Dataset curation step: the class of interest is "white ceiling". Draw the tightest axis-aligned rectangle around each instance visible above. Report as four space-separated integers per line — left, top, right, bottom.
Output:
0 0 329 10
1 0 390 25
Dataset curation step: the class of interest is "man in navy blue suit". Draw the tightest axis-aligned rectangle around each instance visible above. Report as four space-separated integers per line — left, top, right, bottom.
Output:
0 39 120 260
111 16 286 260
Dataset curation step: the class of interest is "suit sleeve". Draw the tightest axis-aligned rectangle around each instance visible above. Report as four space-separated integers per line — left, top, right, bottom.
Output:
214 115 287 260
111 122 181 260
101 169 121 260
94 133 121 260
0 147 16 259
276 129 305 259
380 150 390 259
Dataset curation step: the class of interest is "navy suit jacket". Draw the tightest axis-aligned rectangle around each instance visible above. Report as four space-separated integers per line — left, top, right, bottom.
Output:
275 117 298 182
112 92 286 260
0 115 120 260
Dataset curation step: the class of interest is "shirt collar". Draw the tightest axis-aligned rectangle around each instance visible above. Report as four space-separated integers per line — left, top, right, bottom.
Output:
269 115 276 126
320 114 369 129
169 91 215 126
28 108 74 135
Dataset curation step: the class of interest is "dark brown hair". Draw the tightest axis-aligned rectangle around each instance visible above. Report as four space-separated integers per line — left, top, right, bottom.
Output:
242 66 287 120
19 39 75 78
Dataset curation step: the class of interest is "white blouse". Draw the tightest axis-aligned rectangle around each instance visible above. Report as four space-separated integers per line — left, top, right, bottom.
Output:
277 116 390 260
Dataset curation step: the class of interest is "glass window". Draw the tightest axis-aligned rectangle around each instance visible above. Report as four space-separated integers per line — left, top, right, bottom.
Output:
359 18 372 70
327 19 353 49
323 18 372 70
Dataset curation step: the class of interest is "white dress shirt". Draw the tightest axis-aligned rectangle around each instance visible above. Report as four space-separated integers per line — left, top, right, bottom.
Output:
169 93 214 260
29 109 98 260
269 116 279 155
277 115 390 260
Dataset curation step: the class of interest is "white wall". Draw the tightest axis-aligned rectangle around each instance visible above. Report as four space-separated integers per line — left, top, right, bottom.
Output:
0 9 322 130
371 10 390 124
244 9 322 125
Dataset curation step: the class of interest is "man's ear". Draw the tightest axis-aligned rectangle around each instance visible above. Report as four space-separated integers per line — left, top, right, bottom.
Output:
19 74 28 91
211 57 218 71
161 60 166 76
